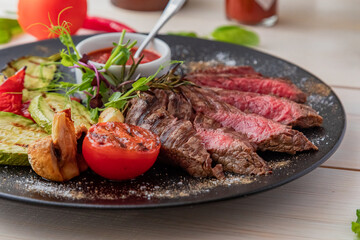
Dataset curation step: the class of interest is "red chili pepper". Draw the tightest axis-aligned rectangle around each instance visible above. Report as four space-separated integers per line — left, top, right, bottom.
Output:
82 16 136 33
0 67 26 115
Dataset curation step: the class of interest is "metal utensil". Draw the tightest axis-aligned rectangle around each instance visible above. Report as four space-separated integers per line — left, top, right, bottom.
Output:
133 0 186 59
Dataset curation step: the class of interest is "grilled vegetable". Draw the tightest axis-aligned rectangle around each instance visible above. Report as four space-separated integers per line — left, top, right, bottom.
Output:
28 109 87 182
28 92 94 134
0 68 25 115
1 55 59 90
98 107 124 123
83 122 160 180
0 111 48 166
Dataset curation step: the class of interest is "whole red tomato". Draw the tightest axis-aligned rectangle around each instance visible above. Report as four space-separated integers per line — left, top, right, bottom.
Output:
18 0 87 40
82 122 161 180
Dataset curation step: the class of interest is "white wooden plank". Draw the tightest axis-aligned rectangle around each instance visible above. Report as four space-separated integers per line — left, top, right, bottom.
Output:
0 1 358 239
0 168 357 240
332 87 360 116
315 87 360 169
321 115 360 169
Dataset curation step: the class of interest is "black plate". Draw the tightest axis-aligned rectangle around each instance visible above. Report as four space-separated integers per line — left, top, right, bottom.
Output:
0 35 346 208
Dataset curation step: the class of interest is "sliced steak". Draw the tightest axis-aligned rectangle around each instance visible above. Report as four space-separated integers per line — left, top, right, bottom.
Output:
181 86 317 154
151 89 194 121
152 89 271 175
194 114 271 175
187 73 307 103
190 65 262 77
126 93 224 179
210 88 323 128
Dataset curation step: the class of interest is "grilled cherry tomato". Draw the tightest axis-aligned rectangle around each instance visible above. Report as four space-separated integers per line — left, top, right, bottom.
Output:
82 122 161 180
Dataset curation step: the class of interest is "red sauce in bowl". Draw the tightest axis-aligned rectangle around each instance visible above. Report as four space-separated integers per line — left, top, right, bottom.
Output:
87 47 161 65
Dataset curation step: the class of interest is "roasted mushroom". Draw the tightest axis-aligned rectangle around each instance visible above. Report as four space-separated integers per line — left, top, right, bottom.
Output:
28 109 88 182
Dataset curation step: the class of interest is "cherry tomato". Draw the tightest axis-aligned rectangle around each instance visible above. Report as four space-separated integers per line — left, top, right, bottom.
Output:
82 122 161 180
18 0 87 40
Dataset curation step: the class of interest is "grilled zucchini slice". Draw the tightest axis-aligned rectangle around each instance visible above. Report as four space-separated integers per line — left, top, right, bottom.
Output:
29 93 94 133
1 55 58 90
0 111 48 166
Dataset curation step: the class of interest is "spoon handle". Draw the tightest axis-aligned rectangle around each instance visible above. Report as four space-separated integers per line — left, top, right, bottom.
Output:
134 0 186 59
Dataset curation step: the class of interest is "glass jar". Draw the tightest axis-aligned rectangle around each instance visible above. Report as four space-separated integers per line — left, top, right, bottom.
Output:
226 0 278 26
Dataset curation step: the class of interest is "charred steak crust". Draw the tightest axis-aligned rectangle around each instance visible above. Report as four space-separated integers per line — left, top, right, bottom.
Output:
210 88 323 128
125 93 224 179
187 73 307 103
152 89 194 121
181 86 317 154
152 89 271 175
189 65 262 77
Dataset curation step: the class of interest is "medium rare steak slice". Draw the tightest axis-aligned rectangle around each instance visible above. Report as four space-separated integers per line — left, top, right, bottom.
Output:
152 89 271 175
126 93 224 179
187 73 307 103
210 88 323 128
194 114 271 175
189 65 262 77
181 86 317 154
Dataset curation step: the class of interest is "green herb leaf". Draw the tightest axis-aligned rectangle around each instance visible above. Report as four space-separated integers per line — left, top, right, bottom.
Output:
78 78 93 91
82 71 95 82
132 77 147 89
168 31 198 38
90 107 100 122
352 209 360 237
106 99 127 110
60 53 74 67
57 82 76 88
104 30 137 70
136 85 149 91
112 48 131 65
211 25 259 46
108 92 122 102
101 72 117 86
59 34 75 49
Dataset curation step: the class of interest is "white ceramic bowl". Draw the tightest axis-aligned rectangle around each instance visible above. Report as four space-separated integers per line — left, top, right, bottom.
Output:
75 32 171 84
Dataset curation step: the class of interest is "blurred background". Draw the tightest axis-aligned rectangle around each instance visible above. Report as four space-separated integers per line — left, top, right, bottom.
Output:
0 0 359 88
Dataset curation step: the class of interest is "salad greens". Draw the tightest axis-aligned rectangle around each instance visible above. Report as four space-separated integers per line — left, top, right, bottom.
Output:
48 22 187 121
168 25 259 47
352 209 360 237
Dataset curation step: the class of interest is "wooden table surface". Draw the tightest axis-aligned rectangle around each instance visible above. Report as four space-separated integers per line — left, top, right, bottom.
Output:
0 0 359 239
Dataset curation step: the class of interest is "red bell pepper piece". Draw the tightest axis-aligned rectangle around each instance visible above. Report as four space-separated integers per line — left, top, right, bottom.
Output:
82 16 136 33
20 100 33 121
0 67 26 115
